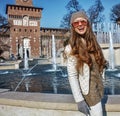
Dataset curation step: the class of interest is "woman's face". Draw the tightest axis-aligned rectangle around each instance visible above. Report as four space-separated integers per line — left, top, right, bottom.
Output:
72 17 88 35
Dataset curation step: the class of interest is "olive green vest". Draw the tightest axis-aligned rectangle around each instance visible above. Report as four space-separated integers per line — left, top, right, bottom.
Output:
83 54 104 106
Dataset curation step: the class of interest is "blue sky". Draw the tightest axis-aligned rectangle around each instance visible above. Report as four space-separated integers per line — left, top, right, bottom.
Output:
0 0 120 28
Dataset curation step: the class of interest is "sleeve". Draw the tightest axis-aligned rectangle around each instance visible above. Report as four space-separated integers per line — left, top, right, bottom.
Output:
67 55 84 103
78 63 90 95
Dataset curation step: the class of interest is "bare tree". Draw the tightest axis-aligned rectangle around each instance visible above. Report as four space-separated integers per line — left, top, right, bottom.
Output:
87 0 105 24
0 14 10 60
0 39 10 59
0 14 7 26
110 3 120 24
60 0 84 29
0 14 9 33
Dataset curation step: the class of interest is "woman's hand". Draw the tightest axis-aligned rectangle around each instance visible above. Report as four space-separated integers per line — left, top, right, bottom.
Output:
77 100 90 116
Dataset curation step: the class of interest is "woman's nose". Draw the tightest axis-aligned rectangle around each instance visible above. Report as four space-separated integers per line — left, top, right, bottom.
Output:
78 21 82 26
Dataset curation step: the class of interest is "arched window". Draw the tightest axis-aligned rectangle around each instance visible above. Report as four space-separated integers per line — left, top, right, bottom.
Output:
23 15 29 26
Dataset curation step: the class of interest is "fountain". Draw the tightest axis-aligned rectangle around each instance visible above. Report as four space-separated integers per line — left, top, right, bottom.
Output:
109 31 115 69
24 48 29 70
0 61 120 95
103 28 120 95
13 34 67 93
23 39 29 70
45 35 57 72
52 34 57 71
0 31 120 95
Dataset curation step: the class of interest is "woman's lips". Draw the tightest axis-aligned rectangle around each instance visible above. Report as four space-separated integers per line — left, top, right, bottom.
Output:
78 26 85 31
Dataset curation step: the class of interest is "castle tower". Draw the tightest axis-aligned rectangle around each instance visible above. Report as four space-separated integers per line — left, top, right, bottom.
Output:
6 0 43 59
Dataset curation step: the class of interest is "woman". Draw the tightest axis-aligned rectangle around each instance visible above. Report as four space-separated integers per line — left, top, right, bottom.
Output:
64 11 107 116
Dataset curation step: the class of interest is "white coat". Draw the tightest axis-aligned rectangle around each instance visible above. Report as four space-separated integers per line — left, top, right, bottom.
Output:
65 44 90 103
65 44 103 116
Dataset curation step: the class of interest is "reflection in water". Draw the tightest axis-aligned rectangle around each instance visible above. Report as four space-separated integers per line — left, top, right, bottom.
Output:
14 63 38 91
0 64 120 95
52 76 58 94
104 68 120 95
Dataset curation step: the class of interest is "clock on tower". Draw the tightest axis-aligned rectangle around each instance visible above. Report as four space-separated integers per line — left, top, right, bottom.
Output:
23 0 28 2
16 0 33 6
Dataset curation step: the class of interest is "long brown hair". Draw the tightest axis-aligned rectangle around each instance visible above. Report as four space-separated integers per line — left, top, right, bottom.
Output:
69 21 106 73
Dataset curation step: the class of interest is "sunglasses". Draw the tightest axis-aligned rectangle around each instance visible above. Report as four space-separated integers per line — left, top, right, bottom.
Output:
72 20 88 28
